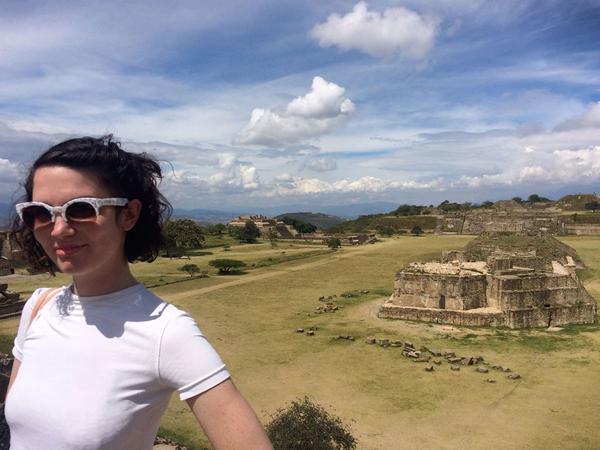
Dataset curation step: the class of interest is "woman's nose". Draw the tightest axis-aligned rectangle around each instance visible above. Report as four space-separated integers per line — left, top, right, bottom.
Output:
50 215 75 237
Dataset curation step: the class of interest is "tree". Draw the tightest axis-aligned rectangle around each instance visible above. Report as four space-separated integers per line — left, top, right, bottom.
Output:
512 196 523 204
206 223 226 236
164 219 205 255
527 194 550 203
585 201 600 211
376 225 396 237
266 397 357 450
209 258 247 274
267 228 278 248
480 200 494 208
326 237 341 250
411 225 424 236
179 263 201 277
280 216 317 233
239 221 260 243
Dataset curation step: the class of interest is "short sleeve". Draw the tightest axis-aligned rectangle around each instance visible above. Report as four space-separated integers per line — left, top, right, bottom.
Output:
158 312 230 400
12 288 45 362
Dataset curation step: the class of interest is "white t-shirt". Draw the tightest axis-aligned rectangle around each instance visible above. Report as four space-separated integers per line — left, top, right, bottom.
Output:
5 284 230 450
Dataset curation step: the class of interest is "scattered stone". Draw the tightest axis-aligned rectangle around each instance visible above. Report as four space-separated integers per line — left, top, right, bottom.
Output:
361 290 369 294
447 357 462 364
444 351 456 358
503 367 512 373
390 342 402 347
420 346 430 353
473 356 484 364
491 364 502 370
451 365 460 371
306 330 315 336
507 373 521 380
378 339 390 347
365 336 376 344
425 365 434 372
309 326 317 331
404 341 414 349
485 379 496 383
476 367 489 373
406 351 419 358
430 349 442 357
391 340 402 346
318 296 326 301
433 360 442 365
414 356 431 363
461 357 474 366
297 328 304 333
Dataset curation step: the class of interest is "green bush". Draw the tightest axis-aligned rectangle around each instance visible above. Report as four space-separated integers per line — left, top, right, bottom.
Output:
208 258 246 274
266 397 357 450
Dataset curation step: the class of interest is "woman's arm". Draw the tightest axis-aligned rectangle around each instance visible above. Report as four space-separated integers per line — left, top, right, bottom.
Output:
186 379 273 450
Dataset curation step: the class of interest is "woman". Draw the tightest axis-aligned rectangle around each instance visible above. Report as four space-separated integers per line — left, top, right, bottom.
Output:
5 136 273 450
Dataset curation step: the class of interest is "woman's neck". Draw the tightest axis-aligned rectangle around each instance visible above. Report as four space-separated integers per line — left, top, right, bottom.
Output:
71 264 138 297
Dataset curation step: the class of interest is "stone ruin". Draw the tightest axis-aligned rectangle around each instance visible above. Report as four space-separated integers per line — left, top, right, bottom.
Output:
0 284 23 320
379 249 597 329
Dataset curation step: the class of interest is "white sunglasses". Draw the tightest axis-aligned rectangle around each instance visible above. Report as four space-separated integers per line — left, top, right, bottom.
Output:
16 197 128 229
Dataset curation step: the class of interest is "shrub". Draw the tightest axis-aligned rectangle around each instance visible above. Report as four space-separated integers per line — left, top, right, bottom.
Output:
208 258 246 274
266 397 357 450
178 264 204 278
326 237 342 250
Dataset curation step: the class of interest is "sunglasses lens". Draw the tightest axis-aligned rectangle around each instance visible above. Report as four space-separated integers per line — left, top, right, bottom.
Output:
66 201 97 221
22 206 52 228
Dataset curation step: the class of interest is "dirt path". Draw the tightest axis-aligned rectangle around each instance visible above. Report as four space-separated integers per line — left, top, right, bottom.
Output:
166 243 386 301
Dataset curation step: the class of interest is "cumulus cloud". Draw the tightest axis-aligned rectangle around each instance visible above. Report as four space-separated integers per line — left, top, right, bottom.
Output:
0 158 20 183
270 175 440 196
310 2 439 59
234 76 355 147
454 146 600 188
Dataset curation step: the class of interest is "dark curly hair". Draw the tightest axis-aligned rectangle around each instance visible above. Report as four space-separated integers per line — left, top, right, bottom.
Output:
11 135 172 273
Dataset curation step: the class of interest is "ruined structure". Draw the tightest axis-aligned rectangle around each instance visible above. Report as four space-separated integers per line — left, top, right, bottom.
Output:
379 249 597 329
228 215 297 239
0 284 23 319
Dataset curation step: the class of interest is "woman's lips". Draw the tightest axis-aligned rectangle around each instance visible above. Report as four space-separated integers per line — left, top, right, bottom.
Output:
55 244 85 257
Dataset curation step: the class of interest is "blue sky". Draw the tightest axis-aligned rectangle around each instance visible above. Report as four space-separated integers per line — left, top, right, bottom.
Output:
1 0 599 212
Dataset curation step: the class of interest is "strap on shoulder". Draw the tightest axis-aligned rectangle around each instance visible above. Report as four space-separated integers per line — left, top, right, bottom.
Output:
28 287 62 328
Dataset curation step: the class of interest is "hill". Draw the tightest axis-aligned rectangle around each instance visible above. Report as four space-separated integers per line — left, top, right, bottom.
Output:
327 213 437 233
275 212 344 230
556 193 599 211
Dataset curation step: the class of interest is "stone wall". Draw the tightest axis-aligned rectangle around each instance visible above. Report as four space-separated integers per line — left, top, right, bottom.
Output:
392 272 487 310
378 304 506 327
507 304 597 328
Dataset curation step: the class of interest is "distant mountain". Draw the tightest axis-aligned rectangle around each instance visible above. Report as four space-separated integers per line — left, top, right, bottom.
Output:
171 208 238 225
274 212 344 230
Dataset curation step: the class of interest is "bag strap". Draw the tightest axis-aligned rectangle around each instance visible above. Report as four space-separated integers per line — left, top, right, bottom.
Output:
28 287 61 328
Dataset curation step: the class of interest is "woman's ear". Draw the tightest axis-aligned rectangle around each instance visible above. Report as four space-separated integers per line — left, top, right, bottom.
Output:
120 199 142 231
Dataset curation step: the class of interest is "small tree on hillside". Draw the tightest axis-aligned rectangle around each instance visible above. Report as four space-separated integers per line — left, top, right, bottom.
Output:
411 225 424 236
240 221 260 243
179 264 201 277
585 201 600 211
268 228 278 248
326 237 342 250
209 259 246 275
266 397 357 450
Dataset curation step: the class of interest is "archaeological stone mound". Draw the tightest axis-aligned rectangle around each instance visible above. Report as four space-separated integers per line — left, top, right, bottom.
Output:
379 234 596 329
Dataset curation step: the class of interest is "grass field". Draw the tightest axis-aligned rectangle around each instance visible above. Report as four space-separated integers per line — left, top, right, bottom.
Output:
2 235 599 449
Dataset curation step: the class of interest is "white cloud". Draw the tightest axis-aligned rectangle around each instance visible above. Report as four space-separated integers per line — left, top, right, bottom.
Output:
310 2 439 59
554 102 600 131
270 175 440 196
234 76 354 147
454 146 600 188
303 156 338 172
0 158 20 183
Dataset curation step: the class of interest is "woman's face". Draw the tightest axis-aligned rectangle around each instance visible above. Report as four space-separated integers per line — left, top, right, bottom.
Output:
31 165 134 283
